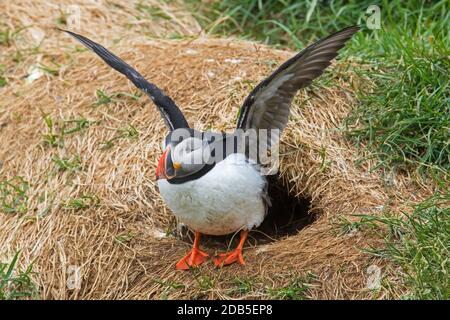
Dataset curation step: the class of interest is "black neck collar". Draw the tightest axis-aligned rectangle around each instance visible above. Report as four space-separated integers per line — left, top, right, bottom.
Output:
163 162 216 184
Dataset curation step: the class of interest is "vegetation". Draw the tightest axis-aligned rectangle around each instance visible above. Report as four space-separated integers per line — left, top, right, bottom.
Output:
64 193 99 211
0 0 447 300
93 89 140 108
188 0 449 300
376 195 449 299
0 251 38 300
100 124 140 150
0 176 29 215
266 275 313 300
52 154 81 172
189 0 449 179
339 194 449 299
41 114 96 148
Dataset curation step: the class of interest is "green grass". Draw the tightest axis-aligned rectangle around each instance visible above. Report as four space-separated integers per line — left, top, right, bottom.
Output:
42 114 63 147
51 154 81 172
135 1 172 21
338 194 449 300
38 62 60 77
189 1 448 48
188 0 367 48
99 124 140 150
345 3 449 179
153 278 186 300
64 193 99 211
335 214 382 236
42 114 96 148
0 64 7 87
0 251 38 300
266 273 315 300
0 25 29 46
189 0 449 179
114 231 136 245
375 195 449 300
93 89 140 107
0 176 29 215
230 277 255 295
191 269 215 291
62 117 95 135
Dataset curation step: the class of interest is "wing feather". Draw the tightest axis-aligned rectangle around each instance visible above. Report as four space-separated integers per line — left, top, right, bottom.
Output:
236 25 360 146
60 29 189 130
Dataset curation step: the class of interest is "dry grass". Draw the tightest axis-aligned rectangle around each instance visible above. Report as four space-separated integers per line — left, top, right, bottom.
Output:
0 1 435 299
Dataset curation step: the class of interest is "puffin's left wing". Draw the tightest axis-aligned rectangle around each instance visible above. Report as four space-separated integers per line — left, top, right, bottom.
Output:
60 29 189 130
236 26 359 147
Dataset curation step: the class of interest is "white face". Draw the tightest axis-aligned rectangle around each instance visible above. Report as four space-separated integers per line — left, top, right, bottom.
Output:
170 137 210 176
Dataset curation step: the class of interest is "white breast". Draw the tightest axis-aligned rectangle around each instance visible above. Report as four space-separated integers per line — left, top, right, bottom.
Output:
157 153 268 235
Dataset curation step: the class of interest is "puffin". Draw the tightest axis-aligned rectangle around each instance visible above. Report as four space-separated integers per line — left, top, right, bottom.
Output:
61 25 359 270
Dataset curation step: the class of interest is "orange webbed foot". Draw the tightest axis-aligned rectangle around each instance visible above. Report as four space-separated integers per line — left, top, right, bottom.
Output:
213 249 245 267
214 230 248 268
176 231 209 270
176 248 209 270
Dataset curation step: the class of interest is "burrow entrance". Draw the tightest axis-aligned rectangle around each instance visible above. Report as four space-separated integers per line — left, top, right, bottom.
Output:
178 174 319 250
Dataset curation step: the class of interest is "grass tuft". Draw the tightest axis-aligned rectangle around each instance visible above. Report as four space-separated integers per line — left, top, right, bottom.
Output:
38 62 60 77
153 278 186 300
114 231 136 245
345 7 449 178
0 64 7 87
266 273 315 300
373 195 449 300
0 251 38 300
51 154 81 172
64 193 99 211
41 114 96 148
100 124 140 150
93 89 140 107
135 1 172 21
230 277 254 295
339 194 449 300
0 25 29 47
0 176 29 215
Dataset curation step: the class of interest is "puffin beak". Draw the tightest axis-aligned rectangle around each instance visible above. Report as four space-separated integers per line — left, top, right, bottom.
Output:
156 146 179 180
156 147 170 180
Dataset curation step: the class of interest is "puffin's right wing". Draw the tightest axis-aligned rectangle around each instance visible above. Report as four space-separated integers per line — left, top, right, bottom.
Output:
60 29 189 131
236 26 360 148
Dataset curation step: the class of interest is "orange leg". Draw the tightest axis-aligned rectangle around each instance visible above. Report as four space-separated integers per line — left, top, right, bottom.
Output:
213 230 248 267
176 232 209 270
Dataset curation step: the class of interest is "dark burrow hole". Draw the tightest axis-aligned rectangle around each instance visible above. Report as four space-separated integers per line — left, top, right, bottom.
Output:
178 174 319 250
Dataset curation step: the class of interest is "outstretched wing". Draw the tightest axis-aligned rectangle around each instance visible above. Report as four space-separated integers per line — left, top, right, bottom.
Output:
236 26 360 146
60 29 189 130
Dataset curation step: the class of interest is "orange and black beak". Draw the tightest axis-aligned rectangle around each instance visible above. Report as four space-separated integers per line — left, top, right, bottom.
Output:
156 146 181 180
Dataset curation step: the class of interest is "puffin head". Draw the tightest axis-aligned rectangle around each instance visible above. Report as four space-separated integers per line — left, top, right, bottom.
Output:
156 133 211 181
